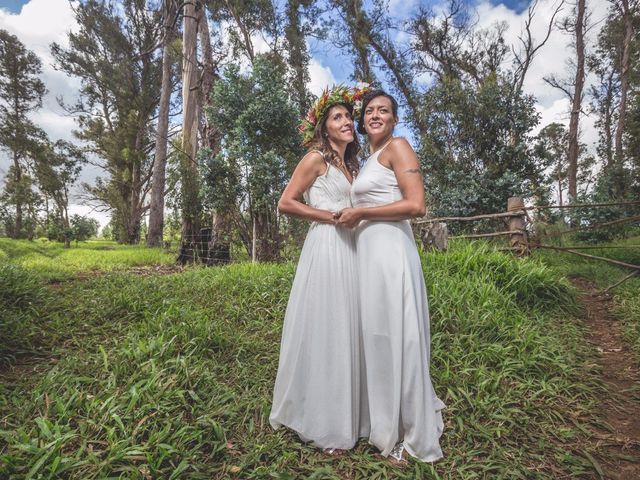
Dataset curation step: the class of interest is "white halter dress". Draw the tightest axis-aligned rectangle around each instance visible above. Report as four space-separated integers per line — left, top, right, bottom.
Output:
270 161 370 449
351 144 445 462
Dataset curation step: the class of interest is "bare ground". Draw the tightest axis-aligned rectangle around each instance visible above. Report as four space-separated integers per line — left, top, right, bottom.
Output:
573 277 640 480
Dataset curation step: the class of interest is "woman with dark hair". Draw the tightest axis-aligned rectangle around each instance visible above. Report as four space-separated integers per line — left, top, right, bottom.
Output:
269 86 370 452
337 90 445 462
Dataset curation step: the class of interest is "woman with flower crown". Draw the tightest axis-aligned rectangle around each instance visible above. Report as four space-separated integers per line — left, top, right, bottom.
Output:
269 85 370 451
337 89 445 462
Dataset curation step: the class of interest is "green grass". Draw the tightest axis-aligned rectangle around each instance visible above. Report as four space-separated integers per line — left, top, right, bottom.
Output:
533 234 640 364
0 238 175 282
0 239 605 478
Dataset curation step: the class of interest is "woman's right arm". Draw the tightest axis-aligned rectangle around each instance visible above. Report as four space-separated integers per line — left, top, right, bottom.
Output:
278 151 335 223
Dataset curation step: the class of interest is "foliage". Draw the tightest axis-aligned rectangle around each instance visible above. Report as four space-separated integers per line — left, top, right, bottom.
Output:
51 0 162 244
0 240 609 478
562 167 640 243
0 28 47 239
419 73 543 220
533 122 597 207
203 54 304 261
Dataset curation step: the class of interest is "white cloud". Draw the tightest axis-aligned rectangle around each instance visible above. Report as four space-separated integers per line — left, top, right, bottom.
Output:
307 58 337 96
0 1 97 212
473 0 610 150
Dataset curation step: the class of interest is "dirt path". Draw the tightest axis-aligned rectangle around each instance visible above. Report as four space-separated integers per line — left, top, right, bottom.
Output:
573 278 640 480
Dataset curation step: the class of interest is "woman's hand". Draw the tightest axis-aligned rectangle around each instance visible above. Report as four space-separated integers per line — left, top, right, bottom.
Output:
336 208 363 228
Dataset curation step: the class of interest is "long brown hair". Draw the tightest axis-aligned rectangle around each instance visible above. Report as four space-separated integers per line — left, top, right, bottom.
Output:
304 103 360 177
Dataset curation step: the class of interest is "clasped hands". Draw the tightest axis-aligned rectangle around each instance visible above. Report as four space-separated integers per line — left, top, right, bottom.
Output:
331 208 362 229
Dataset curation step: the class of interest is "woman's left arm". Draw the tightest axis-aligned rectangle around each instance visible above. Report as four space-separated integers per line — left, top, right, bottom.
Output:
337 138 426 228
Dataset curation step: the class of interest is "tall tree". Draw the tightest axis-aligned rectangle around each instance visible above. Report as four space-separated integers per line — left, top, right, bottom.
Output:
177 0 202 263
330 0 375 83
148 0 178 247
0 29 46 238
544 0 589 202
568 0 586 202
285 0 313 117
613 0 638 161
52 0 163 244
535 123 568 207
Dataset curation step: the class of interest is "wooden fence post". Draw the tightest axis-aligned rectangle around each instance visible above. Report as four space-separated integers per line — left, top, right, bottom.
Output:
507 197 529 255
422 222 448 252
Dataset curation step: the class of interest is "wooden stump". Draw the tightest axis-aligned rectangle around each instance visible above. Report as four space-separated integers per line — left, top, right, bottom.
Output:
507 197 529 255
422 222 448 252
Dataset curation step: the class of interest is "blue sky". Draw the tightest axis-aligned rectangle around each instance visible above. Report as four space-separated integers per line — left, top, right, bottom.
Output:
0 0 610 226
0 0 28 14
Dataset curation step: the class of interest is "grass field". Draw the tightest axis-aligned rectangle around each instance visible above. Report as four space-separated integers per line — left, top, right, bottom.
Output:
0 238 612 478
533 235 640 363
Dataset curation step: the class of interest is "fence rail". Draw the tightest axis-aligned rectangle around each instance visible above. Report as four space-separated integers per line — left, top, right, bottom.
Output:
419 197 640 291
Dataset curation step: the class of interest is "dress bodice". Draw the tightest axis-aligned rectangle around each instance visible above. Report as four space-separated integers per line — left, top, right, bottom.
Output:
304 162 353 213
351 149 402 208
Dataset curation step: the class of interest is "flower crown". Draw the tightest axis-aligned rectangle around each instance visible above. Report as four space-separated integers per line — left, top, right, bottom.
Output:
298 83 371 145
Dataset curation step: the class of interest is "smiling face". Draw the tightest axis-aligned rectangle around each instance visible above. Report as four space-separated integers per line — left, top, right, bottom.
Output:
322 104 355 146
362 96 397 139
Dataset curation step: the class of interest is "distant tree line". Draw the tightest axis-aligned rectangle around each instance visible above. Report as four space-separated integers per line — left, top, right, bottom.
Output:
0 0 638 256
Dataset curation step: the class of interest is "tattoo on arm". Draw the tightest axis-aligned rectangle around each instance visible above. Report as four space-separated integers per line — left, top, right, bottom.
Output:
403 168 421 174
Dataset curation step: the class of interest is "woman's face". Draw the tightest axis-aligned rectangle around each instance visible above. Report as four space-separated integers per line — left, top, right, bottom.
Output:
323 104 354 145
363 96 396 137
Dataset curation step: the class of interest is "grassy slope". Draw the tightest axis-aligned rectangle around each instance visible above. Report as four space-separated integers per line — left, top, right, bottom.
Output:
533 235 640 362
0 239 603 479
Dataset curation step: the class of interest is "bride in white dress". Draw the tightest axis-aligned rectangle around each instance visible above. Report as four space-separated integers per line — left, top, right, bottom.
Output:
270 87 370 450
337 90 445 462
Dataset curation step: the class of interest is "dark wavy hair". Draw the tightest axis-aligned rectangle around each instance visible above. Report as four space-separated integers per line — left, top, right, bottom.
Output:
356 90 399 135
305 103 360 177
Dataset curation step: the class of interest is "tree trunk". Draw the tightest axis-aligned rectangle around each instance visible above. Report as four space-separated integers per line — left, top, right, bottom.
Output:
12 153 22 239
127 132 143 244
614 0 633 166
198 4 231 264
567 0 585 202
177 0 201 264
148 0 175 247
603 69 615 169
285 0 310 118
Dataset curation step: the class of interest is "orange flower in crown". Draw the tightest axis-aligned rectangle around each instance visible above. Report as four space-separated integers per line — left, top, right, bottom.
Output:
298 83 371 145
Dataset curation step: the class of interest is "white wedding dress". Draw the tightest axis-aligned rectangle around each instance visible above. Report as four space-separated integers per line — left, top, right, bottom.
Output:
351 144 445 462
270 160 370 449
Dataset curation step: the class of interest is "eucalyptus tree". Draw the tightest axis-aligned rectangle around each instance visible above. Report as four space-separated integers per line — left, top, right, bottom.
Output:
589 0 639 197
0 29 47 238
544 0 589 203
148 0 179 247
51 0 163 244
285 0 315 118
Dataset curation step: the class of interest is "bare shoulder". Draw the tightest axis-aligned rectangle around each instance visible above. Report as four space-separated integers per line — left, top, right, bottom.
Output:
297 150 327 176
385 137 419 170
386 137 415 156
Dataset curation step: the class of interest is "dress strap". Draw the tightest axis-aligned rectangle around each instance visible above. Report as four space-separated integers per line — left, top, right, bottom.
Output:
307 149 326 159
367 137 395 159
305 149 331 176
